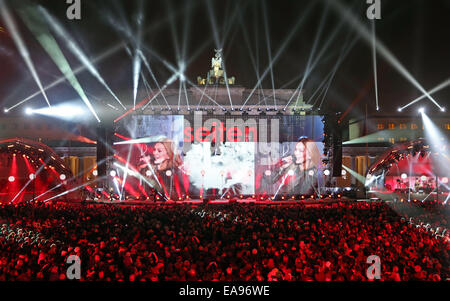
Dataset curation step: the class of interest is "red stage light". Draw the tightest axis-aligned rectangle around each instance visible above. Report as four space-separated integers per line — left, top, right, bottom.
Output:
8 176 15 182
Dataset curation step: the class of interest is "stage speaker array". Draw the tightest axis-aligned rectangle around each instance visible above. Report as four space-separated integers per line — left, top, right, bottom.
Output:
322 113 343 177
96 124 112 178
332 125 343 177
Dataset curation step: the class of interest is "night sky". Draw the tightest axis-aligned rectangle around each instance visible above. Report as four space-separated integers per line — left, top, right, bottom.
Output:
0 0 449 120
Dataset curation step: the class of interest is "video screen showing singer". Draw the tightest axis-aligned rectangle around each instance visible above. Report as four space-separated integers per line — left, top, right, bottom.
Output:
271 137 321 195
138 138 195 200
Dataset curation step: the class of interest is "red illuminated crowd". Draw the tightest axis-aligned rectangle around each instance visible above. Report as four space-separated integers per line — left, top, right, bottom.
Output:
0 201 448 281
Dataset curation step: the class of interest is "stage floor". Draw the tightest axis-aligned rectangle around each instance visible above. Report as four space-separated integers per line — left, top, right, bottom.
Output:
367 191 449 202
63 197 361 206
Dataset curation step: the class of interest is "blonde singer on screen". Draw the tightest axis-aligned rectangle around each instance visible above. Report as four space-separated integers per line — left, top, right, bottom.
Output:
138 138 189 199
272 137 321 195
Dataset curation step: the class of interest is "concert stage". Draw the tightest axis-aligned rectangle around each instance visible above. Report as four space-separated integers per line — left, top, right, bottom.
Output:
367 190 449 202
66 197 354 206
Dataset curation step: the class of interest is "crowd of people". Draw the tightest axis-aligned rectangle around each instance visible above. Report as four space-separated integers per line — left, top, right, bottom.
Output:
0 200 448 281
390 200 449 229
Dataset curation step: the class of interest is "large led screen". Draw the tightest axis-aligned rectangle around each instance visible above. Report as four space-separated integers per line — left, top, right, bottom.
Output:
114 114 325 199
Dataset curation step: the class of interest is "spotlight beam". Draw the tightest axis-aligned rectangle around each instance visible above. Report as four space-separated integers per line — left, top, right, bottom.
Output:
39 7 126 110
33 183 62 202
371 20 379 111
42 177 107 203
166 0 181 63
205 0 238 110
183 81 190 110
141 72 158 109
6 41 126 112
180 0 192 63
35 155 111 201
177 77 182 110
343 165 366 185
306 71 334 105
252 40 353 110
107 2 167 110
250 73 305 109
288 4 330 110
312 83 329 109
132 6 144 110
113 162 165 199
262 0 276 109
240 1 317 110
6 5 189 112
205 0 221 49
139 36 214 110
316 33 359 109
327 0 444 111
218 3 248 110
135 83 169 113
399 78 450 111
249 3 267 108
185 78 226 110
273 174 289 201
17 4 100 122
10 164 45 204
138 51 170 109
305 31 358 108
120 144 133 200
287 3 353 110
0 0 51 108
421 112 450 162
141 46 226 110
